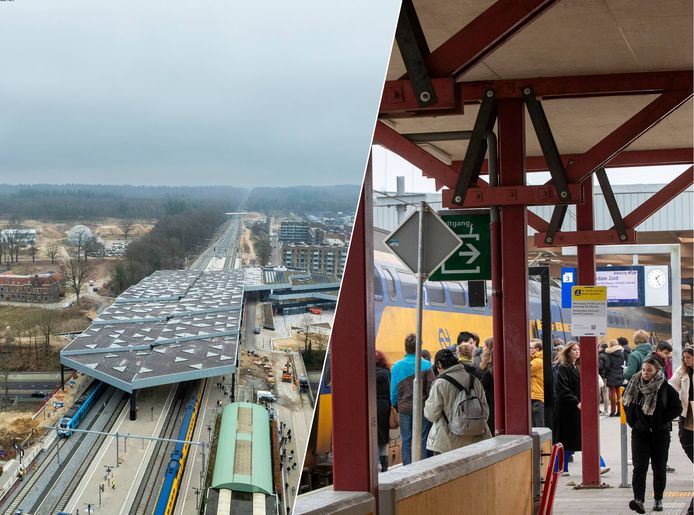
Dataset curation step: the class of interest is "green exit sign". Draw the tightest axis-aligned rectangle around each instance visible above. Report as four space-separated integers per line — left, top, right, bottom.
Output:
429 211 491 281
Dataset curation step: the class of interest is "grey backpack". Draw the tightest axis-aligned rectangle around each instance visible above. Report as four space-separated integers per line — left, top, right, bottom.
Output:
440 372 486 437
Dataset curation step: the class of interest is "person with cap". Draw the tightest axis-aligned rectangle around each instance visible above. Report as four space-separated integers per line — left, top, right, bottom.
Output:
424 348 491 455
622 355 681 513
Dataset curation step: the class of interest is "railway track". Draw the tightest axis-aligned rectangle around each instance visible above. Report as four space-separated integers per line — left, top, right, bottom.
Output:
129 383 191 515
35 390 128 514
1 386 122 515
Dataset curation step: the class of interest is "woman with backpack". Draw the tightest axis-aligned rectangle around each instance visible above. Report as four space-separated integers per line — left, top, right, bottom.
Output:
622 355 681 513
424 348 492 456
375 350 392 472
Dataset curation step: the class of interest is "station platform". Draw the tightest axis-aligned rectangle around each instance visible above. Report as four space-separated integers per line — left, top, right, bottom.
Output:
65 383 176 514
554 415 692 515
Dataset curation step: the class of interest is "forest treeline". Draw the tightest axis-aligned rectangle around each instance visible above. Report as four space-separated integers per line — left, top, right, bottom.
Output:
111 206 227 293
244 185 360 214
0 184 247 220
0 183 360 219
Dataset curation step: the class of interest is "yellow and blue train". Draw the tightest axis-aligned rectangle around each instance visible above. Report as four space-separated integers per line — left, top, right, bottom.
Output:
373 250 674 365
152 380 205 515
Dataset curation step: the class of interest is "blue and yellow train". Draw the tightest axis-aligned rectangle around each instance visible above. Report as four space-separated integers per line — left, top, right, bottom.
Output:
152 380 205 515
58 380 106 437
373 250 675 365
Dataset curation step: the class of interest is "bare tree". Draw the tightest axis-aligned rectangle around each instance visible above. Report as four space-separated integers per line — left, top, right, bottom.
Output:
2 217 29 263
30 242 37 262
300 313 316 352
64 257 92 302
37 309 61 355
119 219 136 241
0 362 10 402
45 241 60 263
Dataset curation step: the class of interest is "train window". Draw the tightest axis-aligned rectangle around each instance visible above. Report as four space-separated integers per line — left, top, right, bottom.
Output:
397 271 418 303
608 314 615 325
426 282 446 304
383 268 397 300
373 267 383 300
449 282 467 307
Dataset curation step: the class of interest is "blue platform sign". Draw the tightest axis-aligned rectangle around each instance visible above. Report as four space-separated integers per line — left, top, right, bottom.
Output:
561 267 576 308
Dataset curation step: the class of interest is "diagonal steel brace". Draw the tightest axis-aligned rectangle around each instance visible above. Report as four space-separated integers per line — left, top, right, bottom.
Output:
595 167 628 241
523 86 571 201
451 90 498 205
395 0 437 107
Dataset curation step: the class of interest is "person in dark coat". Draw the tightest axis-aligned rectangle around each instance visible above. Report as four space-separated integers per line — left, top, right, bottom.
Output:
618 336 632 367
622 355 681 514
479 337 494 434
553 342 582 473
375 350 392 472
605 339 625 416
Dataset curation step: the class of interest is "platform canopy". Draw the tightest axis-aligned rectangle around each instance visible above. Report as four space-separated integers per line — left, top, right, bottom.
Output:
380 0 692 167
60 269 244 393
212 402 273 495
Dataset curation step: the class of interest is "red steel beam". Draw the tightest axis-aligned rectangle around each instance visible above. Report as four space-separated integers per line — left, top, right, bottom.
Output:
576 177 601 486
381 71 693 116
527 210 549 233
533 228 637 248
442 183 581 208
497 97 531 436
462 70 693 102
563 89 693 184
476 148 693 174
331 162 377 494
622 166 694 229
374 121 459 188
409 0 558 79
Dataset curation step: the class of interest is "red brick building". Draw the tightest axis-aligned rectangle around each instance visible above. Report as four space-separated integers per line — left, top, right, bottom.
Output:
0 271 64 303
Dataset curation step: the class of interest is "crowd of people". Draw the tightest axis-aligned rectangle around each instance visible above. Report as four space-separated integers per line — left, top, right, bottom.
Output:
374 328 693 515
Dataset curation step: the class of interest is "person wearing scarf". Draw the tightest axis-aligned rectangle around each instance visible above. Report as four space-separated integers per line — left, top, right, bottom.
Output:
622 355 681 514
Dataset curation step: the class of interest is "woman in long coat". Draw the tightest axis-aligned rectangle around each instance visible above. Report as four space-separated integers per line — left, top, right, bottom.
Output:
375 350 392 471
553 342 582 473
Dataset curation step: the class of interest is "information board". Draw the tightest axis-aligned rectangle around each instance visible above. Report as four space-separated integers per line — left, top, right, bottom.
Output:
571 286 607 337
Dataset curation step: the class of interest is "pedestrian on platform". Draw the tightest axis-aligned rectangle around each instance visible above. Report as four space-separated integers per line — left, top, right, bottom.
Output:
622 355 681 513
551 338 565 362
625 330 653 380
470 332 482 368
604 339 625 416
375 350 392 472
654 341 674 379
552 343 609 475
618 336 632 366
391 333 435 465
598 343 610 415
456 342 482 382
530 340 545 427
424 349 491 456
479 337 494 434
669 346 693 515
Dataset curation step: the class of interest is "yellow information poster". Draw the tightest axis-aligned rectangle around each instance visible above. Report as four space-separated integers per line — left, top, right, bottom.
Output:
571 285 607 336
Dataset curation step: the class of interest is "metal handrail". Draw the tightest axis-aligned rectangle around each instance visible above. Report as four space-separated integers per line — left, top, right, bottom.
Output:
539 443 565 515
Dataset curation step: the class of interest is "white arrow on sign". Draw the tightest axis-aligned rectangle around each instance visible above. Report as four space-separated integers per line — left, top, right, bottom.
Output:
458 242 481 264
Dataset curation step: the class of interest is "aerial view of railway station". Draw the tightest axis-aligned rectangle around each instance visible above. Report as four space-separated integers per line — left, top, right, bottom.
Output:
296 1 693 515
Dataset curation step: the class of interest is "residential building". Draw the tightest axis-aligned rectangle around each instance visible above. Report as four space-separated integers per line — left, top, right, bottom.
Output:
281 243 347 275
0 271 63 303
278 222 311 244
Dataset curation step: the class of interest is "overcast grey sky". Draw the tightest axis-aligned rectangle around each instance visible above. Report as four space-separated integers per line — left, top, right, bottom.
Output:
0 1 400 187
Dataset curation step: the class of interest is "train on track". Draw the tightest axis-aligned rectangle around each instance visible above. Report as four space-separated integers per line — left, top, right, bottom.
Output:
152 381 205 515
58 380 106 437
373 250 679 365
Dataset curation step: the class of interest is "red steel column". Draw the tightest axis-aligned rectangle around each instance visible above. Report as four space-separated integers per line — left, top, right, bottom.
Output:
577 176 601 485
331 155 377 495
497 98 531 435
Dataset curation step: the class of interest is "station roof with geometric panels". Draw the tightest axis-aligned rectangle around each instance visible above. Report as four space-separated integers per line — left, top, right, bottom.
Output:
60 269 244 393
